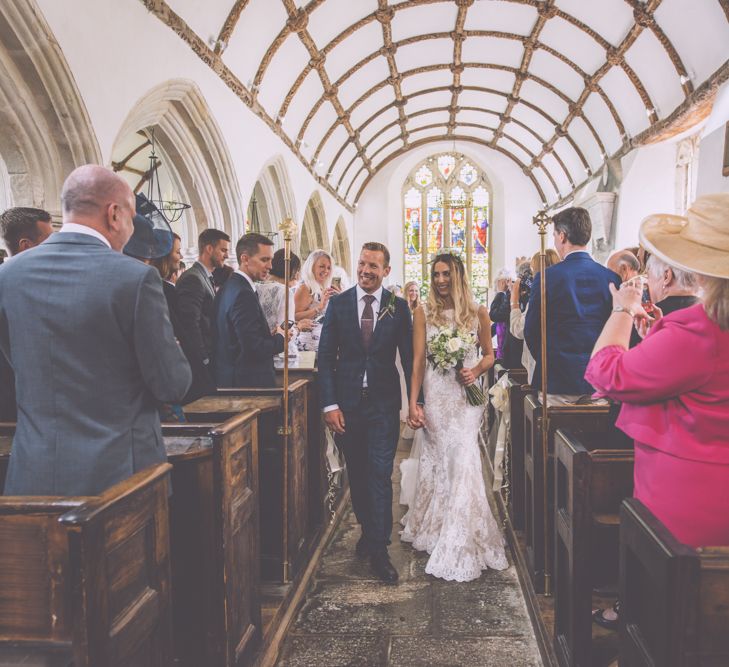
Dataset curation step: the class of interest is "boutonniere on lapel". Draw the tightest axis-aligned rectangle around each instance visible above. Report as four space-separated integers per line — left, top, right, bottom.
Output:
378 291 397 321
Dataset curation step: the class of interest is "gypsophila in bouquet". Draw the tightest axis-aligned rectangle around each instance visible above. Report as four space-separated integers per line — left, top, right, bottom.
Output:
426 327 486 406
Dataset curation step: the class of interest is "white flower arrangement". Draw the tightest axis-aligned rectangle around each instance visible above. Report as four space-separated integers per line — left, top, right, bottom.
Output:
426 327 486 406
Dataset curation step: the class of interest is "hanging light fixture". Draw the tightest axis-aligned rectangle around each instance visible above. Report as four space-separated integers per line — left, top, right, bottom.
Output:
144 128 190 224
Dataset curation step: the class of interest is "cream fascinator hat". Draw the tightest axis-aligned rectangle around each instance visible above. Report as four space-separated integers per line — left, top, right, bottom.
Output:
639 194 729 279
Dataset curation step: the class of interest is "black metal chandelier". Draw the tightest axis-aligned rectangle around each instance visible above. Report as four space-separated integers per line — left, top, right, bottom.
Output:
144 128 190 224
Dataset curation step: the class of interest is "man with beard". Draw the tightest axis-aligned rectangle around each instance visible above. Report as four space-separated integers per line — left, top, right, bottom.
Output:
176 228 230 401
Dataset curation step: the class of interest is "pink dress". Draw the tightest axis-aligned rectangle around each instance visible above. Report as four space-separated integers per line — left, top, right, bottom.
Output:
585 304 729 548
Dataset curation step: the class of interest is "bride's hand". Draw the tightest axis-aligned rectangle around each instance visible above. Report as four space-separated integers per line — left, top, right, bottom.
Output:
407 403 424 429
458 366 478 386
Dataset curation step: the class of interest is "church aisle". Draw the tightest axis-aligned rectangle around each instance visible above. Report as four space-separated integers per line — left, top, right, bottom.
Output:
276 437 543 666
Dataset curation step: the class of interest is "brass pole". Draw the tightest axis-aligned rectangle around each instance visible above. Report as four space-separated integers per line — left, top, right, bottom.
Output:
532 210 553 597
278 217 296 583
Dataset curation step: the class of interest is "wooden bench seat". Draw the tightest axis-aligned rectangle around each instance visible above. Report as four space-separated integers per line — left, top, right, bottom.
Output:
0 463 173 666
183 381 309 584
504 377 533 531
553 428 634 667
619 498 729 667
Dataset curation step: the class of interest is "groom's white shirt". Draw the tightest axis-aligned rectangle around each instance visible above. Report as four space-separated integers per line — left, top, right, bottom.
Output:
323 284 383 413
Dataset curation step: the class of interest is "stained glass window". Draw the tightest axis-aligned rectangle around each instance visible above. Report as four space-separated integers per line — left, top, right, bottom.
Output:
415 165 433 187
437 154 455 179
402 154 492 303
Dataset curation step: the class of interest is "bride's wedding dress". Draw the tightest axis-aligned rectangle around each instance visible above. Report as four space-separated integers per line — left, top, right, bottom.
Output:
401 310 508 581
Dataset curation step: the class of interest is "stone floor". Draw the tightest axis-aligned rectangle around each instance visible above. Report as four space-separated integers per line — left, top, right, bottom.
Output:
276 435 544 667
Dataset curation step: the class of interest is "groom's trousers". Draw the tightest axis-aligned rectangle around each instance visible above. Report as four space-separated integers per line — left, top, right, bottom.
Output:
337 390 400 553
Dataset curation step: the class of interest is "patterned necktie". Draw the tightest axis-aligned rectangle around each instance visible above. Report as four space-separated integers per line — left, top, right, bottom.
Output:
361 294 375 351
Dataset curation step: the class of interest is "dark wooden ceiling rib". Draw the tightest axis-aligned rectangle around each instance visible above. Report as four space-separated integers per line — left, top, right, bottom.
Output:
215 0 250 54
139 0 353 211
142 0 728 207
280 0 372 177
353 133 547 203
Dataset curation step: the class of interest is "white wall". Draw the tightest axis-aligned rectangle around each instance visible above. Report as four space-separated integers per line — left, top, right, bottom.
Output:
354 140 543 286
696 124 729 197
35 0 354 258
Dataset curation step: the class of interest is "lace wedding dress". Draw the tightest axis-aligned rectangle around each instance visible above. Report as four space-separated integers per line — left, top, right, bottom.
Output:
401 310 508 581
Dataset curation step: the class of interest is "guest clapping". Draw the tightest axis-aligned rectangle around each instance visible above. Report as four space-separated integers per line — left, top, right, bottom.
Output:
585 194 729 548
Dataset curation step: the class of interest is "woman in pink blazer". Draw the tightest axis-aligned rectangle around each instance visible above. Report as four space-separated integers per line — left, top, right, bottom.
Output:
585 194 729 549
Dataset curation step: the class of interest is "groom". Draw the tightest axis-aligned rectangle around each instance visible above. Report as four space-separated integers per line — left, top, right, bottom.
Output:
318 242 414 583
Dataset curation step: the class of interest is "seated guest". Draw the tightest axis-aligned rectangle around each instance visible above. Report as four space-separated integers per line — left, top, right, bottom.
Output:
0 165 191 495
585 193 729 549
607 249 641 283
0 207 54 421
645 253 699 316
176 228 230 401
294 249 340 352
510 250 560 383
212 233 288 388
524 207 621 404
489 269 512 359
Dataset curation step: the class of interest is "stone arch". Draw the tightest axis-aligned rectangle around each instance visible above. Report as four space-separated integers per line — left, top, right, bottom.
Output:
246 155 298 248
111 79 244 255
300 191 329 260
331 216 351 275
0 0 101 217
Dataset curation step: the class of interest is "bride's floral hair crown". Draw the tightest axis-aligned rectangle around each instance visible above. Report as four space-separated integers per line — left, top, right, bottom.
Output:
430 247 465 266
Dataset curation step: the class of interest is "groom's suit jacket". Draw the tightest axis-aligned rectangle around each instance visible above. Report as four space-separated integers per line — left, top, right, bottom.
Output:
318 286 414 412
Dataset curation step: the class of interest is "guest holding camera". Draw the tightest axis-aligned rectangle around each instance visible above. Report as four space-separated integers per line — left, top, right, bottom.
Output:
585 194 729 548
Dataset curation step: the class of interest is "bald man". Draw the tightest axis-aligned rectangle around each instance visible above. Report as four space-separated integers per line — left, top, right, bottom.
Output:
0 165 192 495
607 249 641 284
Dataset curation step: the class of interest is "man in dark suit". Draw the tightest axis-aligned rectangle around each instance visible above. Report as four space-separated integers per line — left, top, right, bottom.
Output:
0 207 54 421
524 207 621 404
318 242 414 583
212 233 287 388
176 228 230 401
0 165 191 495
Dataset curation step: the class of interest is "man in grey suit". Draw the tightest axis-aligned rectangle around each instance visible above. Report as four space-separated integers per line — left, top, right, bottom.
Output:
0 165 192 496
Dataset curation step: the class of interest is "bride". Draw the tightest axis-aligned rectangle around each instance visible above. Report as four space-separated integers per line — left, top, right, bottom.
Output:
401 251 508 581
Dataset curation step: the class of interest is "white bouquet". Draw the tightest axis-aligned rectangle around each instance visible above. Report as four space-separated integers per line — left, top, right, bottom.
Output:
426 327 486 406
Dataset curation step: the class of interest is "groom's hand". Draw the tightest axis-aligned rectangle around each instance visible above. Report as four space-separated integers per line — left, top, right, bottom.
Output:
324 409 346 434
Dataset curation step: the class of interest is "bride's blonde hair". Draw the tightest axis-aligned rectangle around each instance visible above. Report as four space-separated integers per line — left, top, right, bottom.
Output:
426 252 479 331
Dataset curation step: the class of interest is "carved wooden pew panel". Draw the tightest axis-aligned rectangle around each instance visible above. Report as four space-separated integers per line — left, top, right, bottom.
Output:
0 464 172 667
619 499 729 667
553 428 634 667
184 381 308 584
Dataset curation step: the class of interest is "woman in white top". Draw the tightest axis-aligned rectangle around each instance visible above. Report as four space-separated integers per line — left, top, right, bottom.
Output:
294 249 340 351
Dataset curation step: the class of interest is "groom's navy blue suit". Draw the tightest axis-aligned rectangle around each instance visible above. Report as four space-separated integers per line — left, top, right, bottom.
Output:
318 286 414 553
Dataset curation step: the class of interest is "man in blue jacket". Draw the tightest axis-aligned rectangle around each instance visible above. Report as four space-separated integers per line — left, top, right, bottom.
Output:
524 207 621 404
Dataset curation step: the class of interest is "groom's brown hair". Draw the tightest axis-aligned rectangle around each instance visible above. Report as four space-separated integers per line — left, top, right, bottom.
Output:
361 241 390 267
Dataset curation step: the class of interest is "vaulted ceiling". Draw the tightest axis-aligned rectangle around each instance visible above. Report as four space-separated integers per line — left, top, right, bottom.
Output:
142 0 729 208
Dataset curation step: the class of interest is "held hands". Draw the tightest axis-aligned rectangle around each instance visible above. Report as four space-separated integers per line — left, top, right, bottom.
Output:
324 408 346 434
610 282 648 320
635 304 663 339
275 325 294 341
407 403 425 430
297 318 314 332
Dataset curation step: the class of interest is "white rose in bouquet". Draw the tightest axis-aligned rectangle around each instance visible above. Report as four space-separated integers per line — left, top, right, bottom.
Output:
446 337 462 353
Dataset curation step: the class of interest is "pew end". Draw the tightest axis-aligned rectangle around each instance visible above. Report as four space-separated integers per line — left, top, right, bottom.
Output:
619 498 729 667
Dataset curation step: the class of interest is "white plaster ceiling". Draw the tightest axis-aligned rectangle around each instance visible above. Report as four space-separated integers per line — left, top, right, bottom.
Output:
156 0 729 206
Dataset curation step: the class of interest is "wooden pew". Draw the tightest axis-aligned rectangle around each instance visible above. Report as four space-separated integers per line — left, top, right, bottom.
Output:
505 375 532 531
0 463 173 667
523 396 617 592
274 367 345 539
0 424 10 492
183 380 309 583
619 499 729 667
553 428 634 667
162 411 261 667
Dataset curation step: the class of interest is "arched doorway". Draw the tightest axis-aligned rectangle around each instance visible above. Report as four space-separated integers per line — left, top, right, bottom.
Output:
300 191 329 260
111 80 243 257
246 156 297 248
331 216 351 275
0 0 101 218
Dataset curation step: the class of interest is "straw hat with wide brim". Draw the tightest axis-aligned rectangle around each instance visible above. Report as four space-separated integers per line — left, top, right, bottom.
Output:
639 193 729 279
